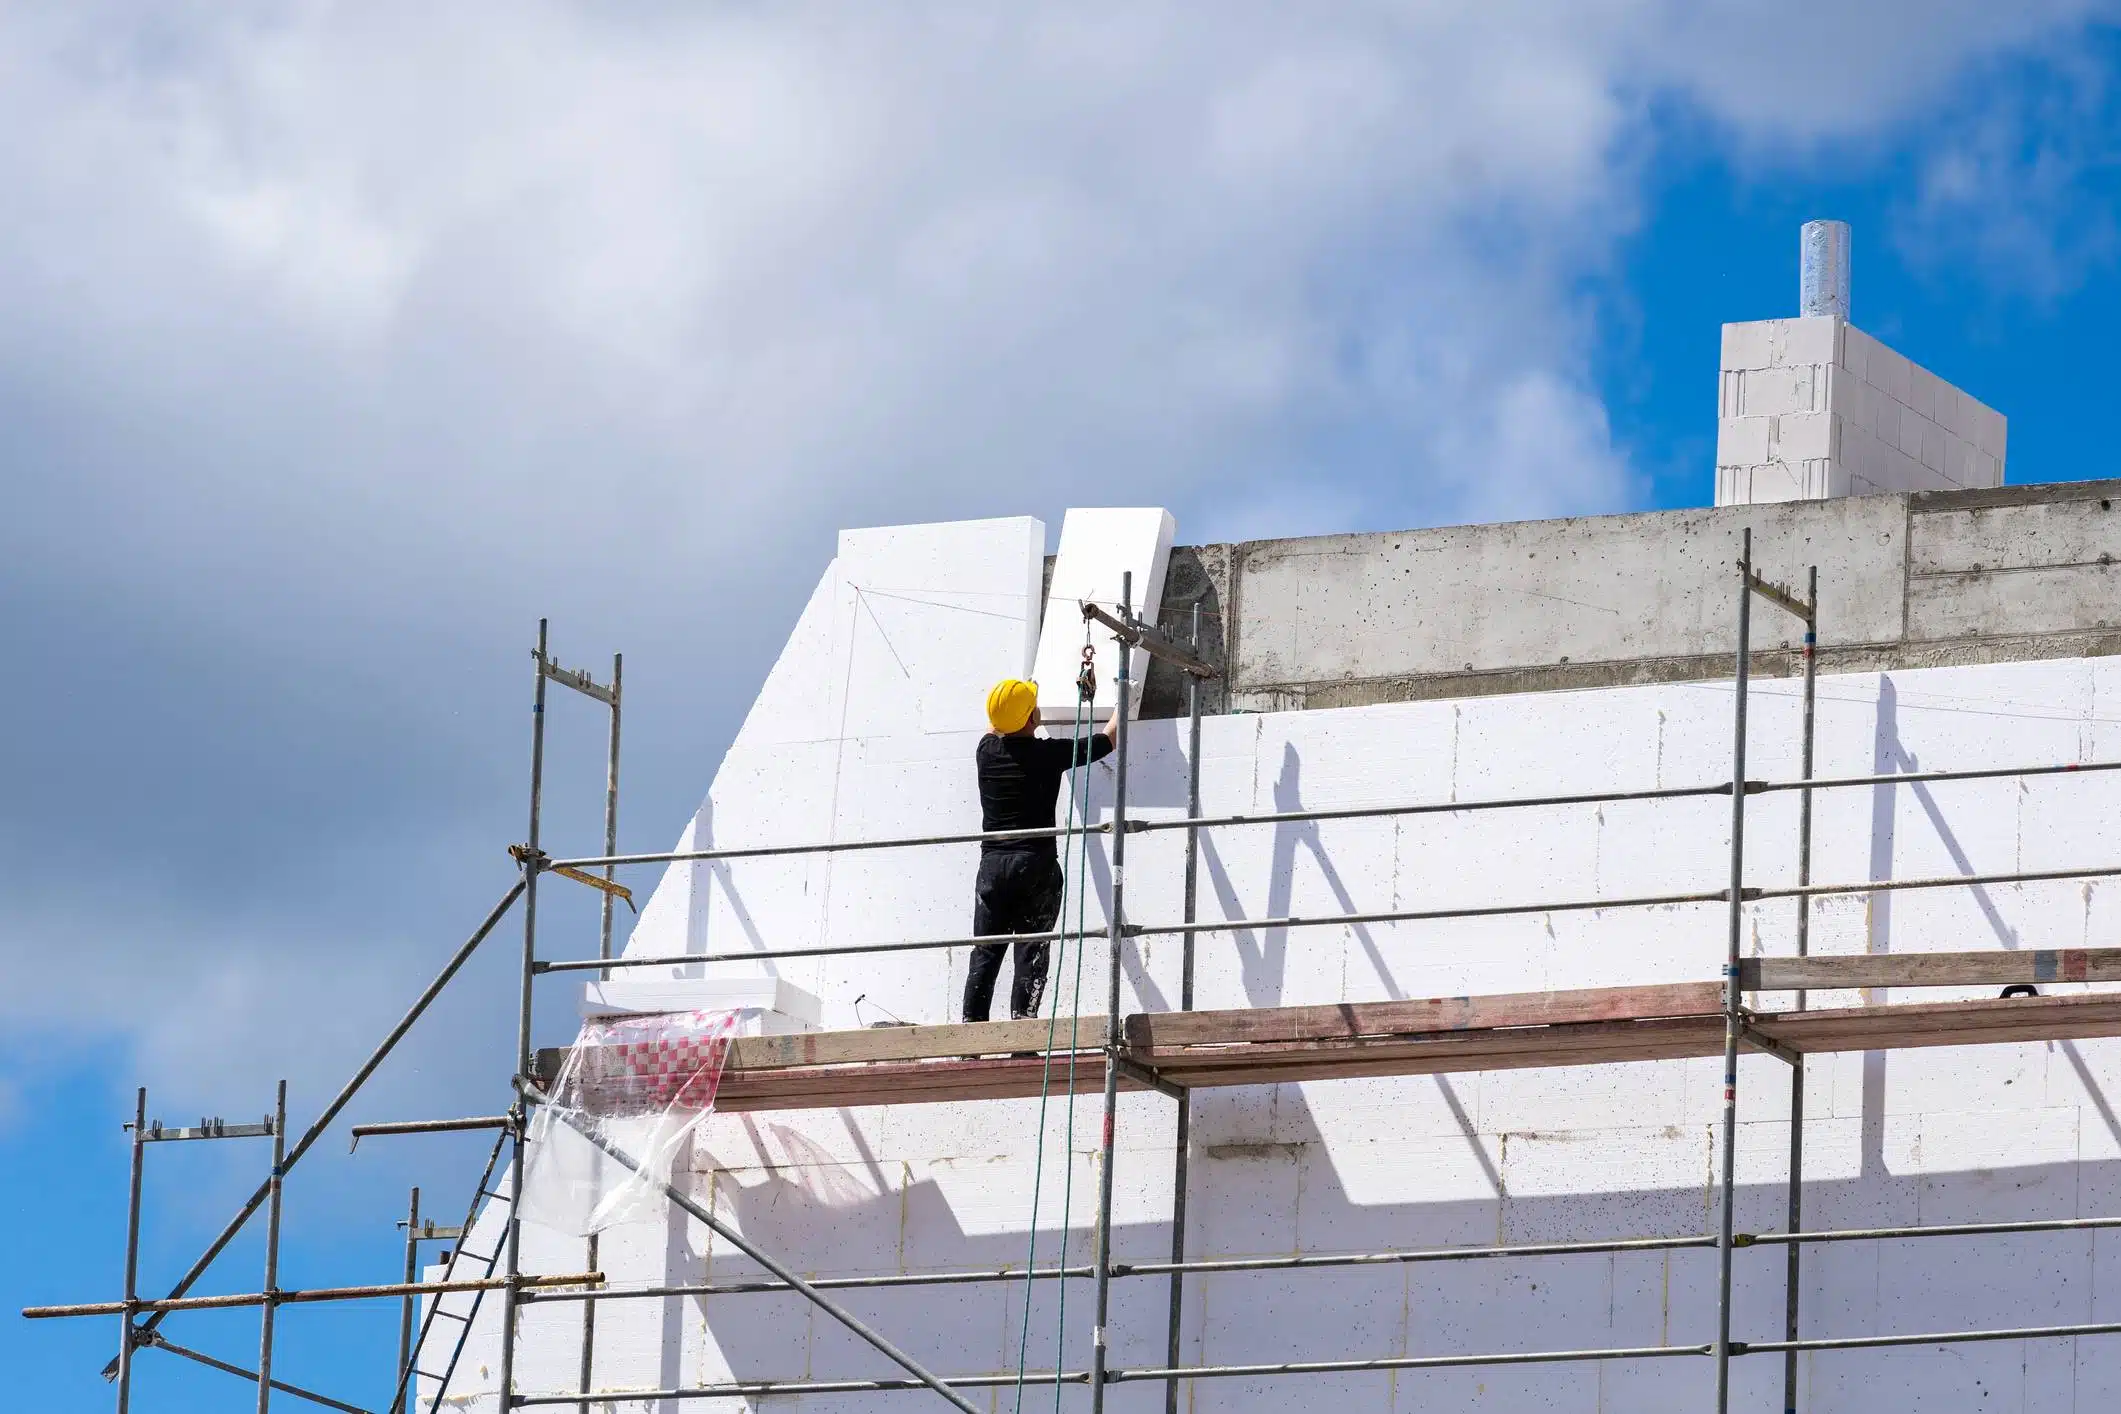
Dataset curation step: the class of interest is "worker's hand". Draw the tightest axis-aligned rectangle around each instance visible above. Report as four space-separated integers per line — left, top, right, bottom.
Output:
1105 707 1123 740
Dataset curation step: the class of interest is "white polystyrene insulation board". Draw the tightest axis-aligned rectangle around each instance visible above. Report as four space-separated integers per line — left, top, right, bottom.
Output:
1031 506 1176 723
461 521 2121 1412
831 516 1044 738
579 975 822 1024
617 516 1043 998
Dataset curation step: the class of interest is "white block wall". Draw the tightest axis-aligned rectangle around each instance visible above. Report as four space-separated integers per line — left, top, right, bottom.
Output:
434 519 2121 1412
1716 317 2007 505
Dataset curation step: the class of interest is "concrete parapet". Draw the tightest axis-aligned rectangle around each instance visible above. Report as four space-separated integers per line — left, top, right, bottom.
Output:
1136 481 2121 716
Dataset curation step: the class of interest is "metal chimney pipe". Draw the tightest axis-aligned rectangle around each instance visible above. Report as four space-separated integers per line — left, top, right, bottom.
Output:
1800 220 1851 320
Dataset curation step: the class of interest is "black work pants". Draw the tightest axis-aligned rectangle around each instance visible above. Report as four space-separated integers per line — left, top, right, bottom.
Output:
963 850 1064 1022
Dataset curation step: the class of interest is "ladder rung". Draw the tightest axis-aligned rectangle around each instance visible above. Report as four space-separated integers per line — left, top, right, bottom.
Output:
430 1308 469 1322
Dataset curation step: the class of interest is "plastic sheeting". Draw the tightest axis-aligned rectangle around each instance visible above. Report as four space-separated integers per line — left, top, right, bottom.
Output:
520 1008 738 1235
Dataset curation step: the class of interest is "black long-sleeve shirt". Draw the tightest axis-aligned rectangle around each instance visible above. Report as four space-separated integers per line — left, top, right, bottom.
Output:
976 731 1114 855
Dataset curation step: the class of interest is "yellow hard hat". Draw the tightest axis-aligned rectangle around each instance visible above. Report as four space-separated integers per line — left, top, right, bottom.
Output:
986 679 1038 734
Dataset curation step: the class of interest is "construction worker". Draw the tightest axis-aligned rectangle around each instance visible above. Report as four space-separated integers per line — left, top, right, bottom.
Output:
963 676 1121 1023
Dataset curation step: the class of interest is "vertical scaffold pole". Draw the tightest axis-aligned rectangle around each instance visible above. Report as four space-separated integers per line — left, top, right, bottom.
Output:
1715 531 1754 1413
115 1087 147 1414
498 619 550 1411
1163 602 1202 1414
580 650 620 1414
597 652 624 969
395 1187 419 1414
1782 565 1819 1414
1089 572 1135 1414
255 1079 288 1414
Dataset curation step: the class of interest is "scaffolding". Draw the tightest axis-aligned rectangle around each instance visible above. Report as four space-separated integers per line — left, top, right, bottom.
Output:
26 533 2121 1412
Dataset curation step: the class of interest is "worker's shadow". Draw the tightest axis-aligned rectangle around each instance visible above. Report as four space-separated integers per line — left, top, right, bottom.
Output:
1192 743 1503 1197
1197 741 1403 1010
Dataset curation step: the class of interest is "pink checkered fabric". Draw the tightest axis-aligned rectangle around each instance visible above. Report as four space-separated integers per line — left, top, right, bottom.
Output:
560 1009 739 1118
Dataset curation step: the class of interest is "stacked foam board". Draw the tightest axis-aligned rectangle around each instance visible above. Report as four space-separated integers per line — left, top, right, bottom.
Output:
1715 316 2006 504
616 515 1046 1023
578 976 822 1035
1030 507 1177 724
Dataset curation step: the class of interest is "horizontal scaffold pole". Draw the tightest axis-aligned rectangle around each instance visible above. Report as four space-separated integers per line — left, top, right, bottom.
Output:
1127 782 1729 836
347 1115 512 1150
541 858 2121 975
1738 1318 2121 1355
1108 1341 1711 1381
512 1372 1092 1404
510 1341 1712 1403
535 924 1084 975
545 783 1733 872
1755 862 2121 903
545 757 2121 875
1116 1232 1716 1276
521 1212 2121 1304
522 1265 1099 1301
1744 1213 2121 1246
1748 758 2121 797
536 887 1738 975
550 822 1110 871
1130 886 1730 939
508 1310 2121 1404
26 1272 599 1319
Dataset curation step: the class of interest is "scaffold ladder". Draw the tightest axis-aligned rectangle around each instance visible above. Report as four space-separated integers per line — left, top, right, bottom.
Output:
394 1130 510 1414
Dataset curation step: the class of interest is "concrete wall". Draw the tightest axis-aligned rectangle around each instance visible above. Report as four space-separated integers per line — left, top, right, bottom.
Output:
1142 480 2121 717
431 509 2121 1412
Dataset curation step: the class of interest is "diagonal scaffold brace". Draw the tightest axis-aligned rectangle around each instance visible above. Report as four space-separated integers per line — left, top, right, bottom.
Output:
100 880 529 1378
520 1081 982 1414
137 1331 374 1414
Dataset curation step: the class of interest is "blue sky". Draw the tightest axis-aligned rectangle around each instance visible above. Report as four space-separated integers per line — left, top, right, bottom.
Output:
7 5 2121 1409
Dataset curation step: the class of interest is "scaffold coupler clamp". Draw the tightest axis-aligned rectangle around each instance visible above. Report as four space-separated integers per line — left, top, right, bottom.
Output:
505 1077 531 1135
508 843 551 876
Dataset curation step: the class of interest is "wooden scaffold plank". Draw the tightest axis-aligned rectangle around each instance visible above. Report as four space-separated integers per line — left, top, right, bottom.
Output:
531 981 2121 1115
1743 948 2121 992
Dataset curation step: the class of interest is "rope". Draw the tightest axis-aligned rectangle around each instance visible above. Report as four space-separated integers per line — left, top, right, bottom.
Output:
1010 626 1100 1411
1049 688 1097 1414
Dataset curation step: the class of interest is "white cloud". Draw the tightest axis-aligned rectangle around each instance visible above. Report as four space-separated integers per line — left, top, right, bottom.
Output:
1645 0 2108 142
5 1 2090 615
0 0 2109 1118
1894 50 2120 302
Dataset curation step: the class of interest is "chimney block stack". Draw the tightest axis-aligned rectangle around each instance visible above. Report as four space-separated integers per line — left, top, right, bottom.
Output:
1715 222 2005 505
